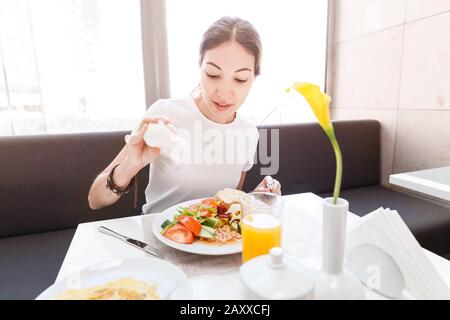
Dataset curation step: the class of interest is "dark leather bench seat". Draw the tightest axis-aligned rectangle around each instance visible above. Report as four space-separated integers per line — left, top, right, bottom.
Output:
0 131 149 300
0 228 76 300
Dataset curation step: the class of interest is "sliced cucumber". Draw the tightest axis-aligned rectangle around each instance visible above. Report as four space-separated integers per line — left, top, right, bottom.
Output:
160 221 178 234
199 225 216 239
160 219 172 229
202 217 219 228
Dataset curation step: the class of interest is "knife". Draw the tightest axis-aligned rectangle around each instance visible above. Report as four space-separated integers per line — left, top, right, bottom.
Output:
98 226 164 260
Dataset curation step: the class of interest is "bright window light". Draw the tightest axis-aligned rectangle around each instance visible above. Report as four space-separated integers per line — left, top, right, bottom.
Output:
0 0 145 136
166 0 329 125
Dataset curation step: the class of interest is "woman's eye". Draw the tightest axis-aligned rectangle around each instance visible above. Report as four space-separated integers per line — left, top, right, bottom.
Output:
205 73 247 83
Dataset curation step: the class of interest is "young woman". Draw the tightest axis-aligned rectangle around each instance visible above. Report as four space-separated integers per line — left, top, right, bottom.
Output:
88 16 281 214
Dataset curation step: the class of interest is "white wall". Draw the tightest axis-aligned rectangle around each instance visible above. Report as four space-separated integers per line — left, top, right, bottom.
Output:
330 0 450 185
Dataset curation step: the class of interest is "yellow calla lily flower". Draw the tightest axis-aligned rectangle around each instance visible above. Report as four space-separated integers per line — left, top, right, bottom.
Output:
289 82 332 131
287 82 342 204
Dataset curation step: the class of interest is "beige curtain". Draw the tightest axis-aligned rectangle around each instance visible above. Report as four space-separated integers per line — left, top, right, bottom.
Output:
140 0 171 108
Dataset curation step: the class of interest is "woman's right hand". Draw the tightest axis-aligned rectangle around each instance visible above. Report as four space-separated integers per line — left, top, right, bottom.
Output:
122 115 176 172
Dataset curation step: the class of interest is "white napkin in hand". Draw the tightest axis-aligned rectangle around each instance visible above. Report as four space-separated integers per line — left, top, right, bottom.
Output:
346 208 450 299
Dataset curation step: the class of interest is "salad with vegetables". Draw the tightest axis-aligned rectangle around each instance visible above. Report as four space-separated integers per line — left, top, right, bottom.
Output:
160 189 245 245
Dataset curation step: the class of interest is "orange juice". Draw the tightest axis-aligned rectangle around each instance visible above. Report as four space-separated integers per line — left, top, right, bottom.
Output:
241 213 281 263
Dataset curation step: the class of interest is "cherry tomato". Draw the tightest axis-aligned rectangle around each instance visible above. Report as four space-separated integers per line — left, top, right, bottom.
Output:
200 210 212 218
177 215 202 236
164 224 194 244
189 204 199 212
201 198 218 208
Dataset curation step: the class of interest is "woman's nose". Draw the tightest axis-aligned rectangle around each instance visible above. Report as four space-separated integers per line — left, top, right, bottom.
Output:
216 81 235 101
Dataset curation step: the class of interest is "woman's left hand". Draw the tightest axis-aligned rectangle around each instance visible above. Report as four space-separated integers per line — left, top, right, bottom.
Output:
254 176 281 195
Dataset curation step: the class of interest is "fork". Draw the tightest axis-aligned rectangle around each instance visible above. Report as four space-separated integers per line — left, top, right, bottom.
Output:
266 176 275 192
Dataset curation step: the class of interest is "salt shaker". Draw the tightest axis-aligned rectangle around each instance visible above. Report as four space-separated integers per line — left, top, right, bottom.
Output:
143 120 184 151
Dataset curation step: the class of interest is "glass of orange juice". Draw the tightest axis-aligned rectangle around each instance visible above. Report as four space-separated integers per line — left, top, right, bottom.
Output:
241 192 284 263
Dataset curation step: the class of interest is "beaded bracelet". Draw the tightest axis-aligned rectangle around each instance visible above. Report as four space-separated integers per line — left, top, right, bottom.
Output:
106 164 135 196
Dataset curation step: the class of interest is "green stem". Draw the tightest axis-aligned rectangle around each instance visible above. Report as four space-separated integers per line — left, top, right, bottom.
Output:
329 133 342 205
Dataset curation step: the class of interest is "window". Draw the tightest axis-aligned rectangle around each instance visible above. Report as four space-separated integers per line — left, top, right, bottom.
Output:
0 0 145 136
165 0 329 125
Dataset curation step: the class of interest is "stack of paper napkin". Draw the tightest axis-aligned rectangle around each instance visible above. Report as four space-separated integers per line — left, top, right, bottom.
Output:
346 207 450 299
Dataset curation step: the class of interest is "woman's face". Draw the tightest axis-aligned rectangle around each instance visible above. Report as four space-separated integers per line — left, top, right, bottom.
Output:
197 41 256 124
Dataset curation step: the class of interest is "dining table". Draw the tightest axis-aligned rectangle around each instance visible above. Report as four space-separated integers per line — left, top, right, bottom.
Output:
54 192 450 300
389 166 450 205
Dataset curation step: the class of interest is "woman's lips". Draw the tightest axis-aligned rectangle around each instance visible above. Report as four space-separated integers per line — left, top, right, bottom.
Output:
212 100 233 111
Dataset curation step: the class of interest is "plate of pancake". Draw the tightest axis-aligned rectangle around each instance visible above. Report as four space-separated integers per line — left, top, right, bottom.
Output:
36 257 188 300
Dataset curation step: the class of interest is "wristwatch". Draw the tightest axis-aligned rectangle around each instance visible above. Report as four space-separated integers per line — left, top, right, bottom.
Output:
106 164 135 196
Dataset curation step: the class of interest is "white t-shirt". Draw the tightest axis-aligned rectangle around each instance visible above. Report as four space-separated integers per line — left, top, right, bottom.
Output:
137 96 259 214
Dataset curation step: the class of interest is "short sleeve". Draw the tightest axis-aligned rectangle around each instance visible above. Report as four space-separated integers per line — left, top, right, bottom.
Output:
242 127 259 172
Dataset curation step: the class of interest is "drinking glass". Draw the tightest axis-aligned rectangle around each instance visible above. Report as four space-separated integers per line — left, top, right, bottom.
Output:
241 192 284 263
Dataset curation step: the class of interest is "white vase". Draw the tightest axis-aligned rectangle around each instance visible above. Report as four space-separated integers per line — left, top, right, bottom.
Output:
313 197 366 300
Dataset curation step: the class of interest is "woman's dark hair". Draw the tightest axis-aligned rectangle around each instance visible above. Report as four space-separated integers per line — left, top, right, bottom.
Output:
199 16 262 76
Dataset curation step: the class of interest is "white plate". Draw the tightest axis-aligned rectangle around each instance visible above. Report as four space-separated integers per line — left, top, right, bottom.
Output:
152 198 242 255
35 257 188 300
169 273 247 300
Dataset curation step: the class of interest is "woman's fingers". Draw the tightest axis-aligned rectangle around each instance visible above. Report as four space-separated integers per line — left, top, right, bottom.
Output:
254 176 281 195
139 118 159 128
265 176 273 187
135 115 177 135
271 179 281 195
140 115 173 127
156 115 171 125
138 123 148 136
138 116 164 130
127 123 148 145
